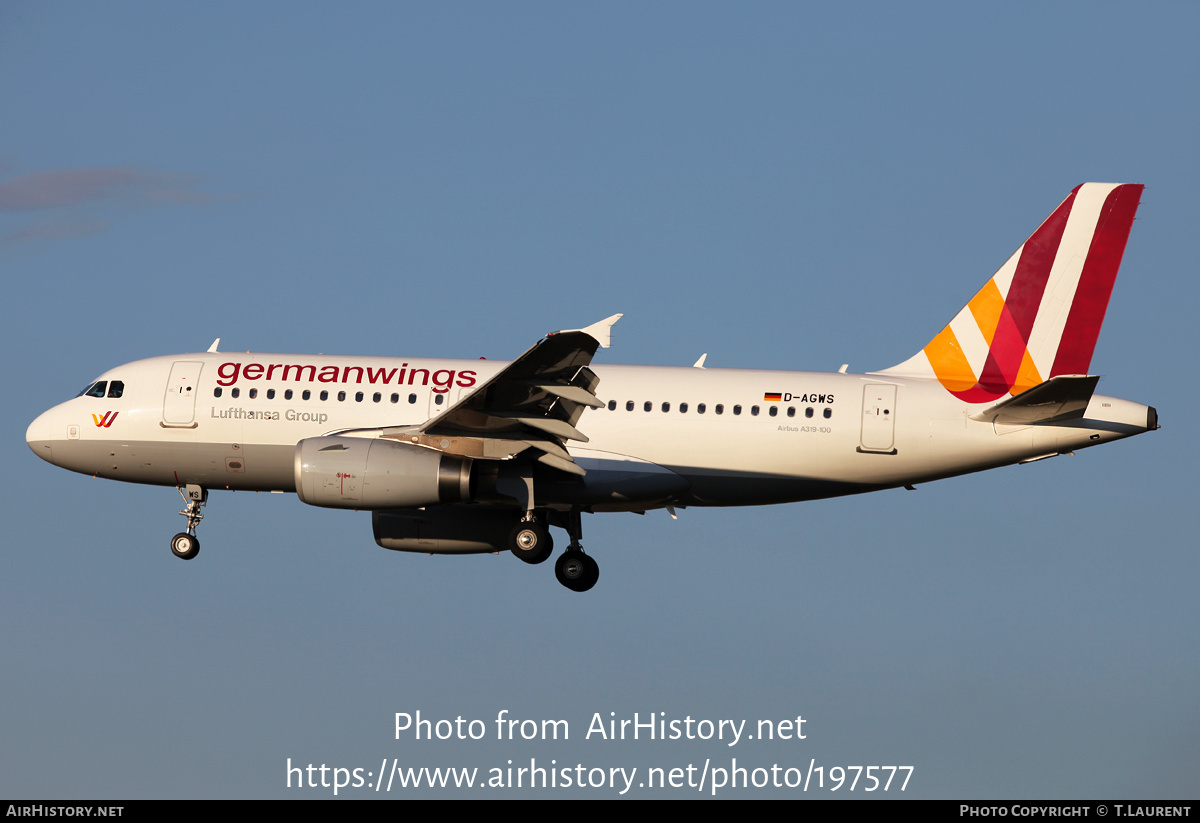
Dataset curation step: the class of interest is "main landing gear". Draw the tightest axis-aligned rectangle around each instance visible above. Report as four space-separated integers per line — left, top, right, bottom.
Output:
507 508 599 592
171 485 206 560
508 519 553 565
555 550 599 593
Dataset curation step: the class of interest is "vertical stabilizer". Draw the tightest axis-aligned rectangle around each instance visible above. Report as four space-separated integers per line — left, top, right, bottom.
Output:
878 183 1143 402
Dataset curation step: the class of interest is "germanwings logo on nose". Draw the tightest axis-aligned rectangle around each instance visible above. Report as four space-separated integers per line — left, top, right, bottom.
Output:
92 412 118 428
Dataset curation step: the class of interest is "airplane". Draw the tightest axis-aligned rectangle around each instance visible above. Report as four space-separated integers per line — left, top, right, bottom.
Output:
26 183 1156 592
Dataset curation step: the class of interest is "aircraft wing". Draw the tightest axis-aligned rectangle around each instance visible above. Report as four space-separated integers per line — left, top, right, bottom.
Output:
417 314 622 475
968 375 1100 425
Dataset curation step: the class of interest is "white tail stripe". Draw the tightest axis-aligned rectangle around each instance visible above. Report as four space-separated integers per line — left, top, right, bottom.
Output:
1024 183 1117 377
948 306 992 380
990 246 1022 299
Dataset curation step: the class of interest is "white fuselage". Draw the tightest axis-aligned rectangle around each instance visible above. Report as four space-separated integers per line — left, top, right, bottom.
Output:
26 352 1155 512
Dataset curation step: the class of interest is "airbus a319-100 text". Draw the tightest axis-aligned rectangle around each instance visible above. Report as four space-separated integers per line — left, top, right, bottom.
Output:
27 184 1157 591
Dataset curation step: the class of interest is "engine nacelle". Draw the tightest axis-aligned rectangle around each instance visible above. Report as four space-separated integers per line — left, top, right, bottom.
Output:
294 435 474 510
373 507 514 554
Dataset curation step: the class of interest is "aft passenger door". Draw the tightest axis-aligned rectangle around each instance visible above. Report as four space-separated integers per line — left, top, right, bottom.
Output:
860 384 897 453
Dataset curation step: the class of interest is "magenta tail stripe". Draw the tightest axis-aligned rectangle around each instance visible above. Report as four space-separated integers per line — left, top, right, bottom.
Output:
1005 188 1077 341
976 306 1024 395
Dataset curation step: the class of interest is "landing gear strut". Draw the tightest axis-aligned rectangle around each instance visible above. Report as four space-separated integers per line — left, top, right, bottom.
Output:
171 485 206 560
552 509 599 593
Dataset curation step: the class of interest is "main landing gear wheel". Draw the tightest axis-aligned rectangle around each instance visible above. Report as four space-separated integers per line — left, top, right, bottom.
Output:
509 521 553 565
170 532 200 560
555 550 599 592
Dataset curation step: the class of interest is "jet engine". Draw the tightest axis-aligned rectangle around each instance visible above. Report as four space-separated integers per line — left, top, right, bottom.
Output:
294 435 474 509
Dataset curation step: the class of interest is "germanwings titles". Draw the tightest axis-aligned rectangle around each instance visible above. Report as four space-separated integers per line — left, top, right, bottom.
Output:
27 184 1157 591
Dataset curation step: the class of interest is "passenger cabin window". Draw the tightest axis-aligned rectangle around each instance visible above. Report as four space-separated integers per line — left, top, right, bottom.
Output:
214 387 222 398
768 406 777 417
231 388 240 398
285 389 294 400
733 405 742 415
823 408 832 419
391 393 399 404
662 402 670 412
698 404 706 414
302 390 311 400
626 401 634 411
267 389 276 400
408 394 417 404
249 388 258 399
319 390 328 401
373 392 381 403
680 403 688 413
338 391 346 402
608 400 616 411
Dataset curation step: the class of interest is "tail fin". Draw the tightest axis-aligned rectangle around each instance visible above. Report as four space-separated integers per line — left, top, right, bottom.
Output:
878 183 1143 403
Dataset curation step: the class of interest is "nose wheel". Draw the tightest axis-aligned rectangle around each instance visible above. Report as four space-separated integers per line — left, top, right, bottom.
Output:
171 485 207 561
171 531 200 560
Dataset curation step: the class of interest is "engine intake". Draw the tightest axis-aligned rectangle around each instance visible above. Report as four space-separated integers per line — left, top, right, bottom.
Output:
294 436 474 509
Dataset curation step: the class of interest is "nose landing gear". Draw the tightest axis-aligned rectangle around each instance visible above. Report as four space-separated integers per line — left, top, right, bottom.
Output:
171 485 206 560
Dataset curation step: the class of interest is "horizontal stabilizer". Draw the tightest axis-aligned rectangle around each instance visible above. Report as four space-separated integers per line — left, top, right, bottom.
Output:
969 374 1099 425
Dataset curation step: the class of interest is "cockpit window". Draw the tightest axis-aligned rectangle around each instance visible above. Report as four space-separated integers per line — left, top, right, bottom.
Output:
83 381 108 398
107 381 124 398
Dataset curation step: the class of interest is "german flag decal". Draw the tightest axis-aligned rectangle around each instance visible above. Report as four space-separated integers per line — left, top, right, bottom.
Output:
763 393 782 402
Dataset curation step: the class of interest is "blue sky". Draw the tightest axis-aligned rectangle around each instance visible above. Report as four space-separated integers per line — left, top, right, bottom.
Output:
3 3 1197 798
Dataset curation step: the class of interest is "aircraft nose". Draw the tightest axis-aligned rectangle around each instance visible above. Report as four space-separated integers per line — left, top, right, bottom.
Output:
26 411 55 463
